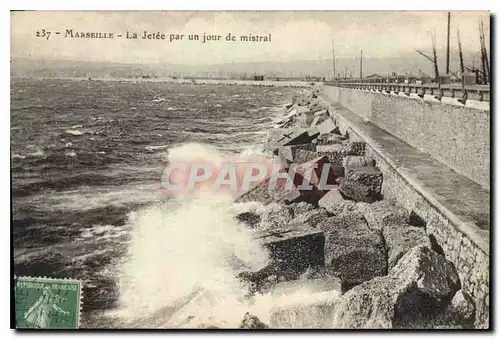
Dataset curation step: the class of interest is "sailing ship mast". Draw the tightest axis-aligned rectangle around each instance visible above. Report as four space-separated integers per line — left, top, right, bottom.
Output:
415 31 439 83
331 38 336 80
360 50 363 79
431 32 440 83
457 29 464 75
479 20 489 84
446 12 451 74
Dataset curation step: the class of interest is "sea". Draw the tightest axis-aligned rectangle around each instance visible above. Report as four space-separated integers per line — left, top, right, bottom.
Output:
11 77 311 328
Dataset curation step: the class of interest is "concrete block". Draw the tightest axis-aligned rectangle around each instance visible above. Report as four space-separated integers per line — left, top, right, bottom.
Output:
289 155 338 204
317 144 343 154
295 155 330 182
291 201 315 217
316 118 338 135
283 131 319 146
240 313 268 329
382 223 432 269
342 140 366 156
318 188 344 211
288 208 330 229
316 143 344 166
239 229 326 289
333 246 460 329
316 144 344 153
283 189 303 205
277 146 294 162
260 204 294 230
235 173 301 206
316 133 346 145
443 289 476 327
296 113 310 128
297 106 311 114
339 179 381 203
362 200 409 231
310 114 328 128
345 166 382 194
259 228 325 271
342 155 374 167
266 127 306 153
310 116 321 127
293 148 319 164
318 214 387 290
280 143 317 163
314 109 328 117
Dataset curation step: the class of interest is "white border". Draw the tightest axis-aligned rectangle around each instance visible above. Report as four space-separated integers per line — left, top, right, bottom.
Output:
2 1 498 10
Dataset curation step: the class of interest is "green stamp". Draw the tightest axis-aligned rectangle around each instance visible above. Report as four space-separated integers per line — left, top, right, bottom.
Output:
14 276 82 329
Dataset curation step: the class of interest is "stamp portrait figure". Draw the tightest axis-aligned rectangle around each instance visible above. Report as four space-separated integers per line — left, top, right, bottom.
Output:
24 286 70 328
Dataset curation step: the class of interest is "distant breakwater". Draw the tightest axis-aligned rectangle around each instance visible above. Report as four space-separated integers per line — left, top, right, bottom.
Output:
12 76 315 88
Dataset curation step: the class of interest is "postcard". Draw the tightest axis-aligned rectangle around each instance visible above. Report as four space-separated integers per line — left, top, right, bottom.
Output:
11 10 490 329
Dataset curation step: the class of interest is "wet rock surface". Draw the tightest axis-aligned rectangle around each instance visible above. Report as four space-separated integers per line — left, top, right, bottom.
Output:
318 189 345 213
260 203 294 230
315 132 346 145
342 141 366 156
231 87 472 329
339 178 382 203
316 144 344 166
318 213 387 290
362 200 409 231
291 201 315 217
342 155 375 167
333 245 461 329
239 313 269 329
236 211 261 228
443 289 476 328
238 228 325 293
382 223 432 269
345 166 382 197
288 208 330 229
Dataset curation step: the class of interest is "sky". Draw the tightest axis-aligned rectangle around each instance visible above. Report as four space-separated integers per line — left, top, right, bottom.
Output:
11 11 490 65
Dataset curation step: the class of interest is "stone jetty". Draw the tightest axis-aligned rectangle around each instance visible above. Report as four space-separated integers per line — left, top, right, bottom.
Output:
231 86 478 329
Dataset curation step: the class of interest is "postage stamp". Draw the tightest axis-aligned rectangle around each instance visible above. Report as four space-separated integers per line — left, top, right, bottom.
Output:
14 276 82 329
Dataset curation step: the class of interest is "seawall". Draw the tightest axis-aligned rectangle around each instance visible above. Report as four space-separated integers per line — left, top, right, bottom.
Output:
319 91 490 328
322 86 490 189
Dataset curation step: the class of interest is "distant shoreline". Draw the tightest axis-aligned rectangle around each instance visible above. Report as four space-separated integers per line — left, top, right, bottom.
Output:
11 76 315 88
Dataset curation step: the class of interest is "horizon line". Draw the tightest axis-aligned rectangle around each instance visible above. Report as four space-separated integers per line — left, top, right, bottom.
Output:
11 50 484 67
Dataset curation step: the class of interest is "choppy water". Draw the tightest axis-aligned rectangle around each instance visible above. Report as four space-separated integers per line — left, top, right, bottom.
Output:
11 78 298 328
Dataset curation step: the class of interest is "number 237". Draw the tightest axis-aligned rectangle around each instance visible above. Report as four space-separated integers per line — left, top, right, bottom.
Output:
36 30 51 40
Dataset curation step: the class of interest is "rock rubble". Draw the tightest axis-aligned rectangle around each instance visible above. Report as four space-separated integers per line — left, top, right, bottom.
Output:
229 87 472 329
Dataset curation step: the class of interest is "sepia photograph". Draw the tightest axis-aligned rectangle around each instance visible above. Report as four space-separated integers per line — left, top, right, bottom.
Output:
10 10 491 330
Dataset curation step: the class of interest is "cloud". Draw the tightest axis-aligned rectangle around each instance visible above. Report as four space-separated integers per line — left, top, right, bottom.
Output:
11 11 490 64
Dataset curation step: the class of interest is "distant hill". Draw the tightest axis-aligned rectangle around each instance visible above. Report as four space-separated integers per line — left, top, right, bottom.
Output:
11 50 485 80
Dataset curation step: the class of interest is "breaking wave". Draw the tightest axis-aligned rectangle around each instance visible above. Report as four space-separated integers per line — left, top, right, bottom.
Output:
108 143 340 328
108 144 269 326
